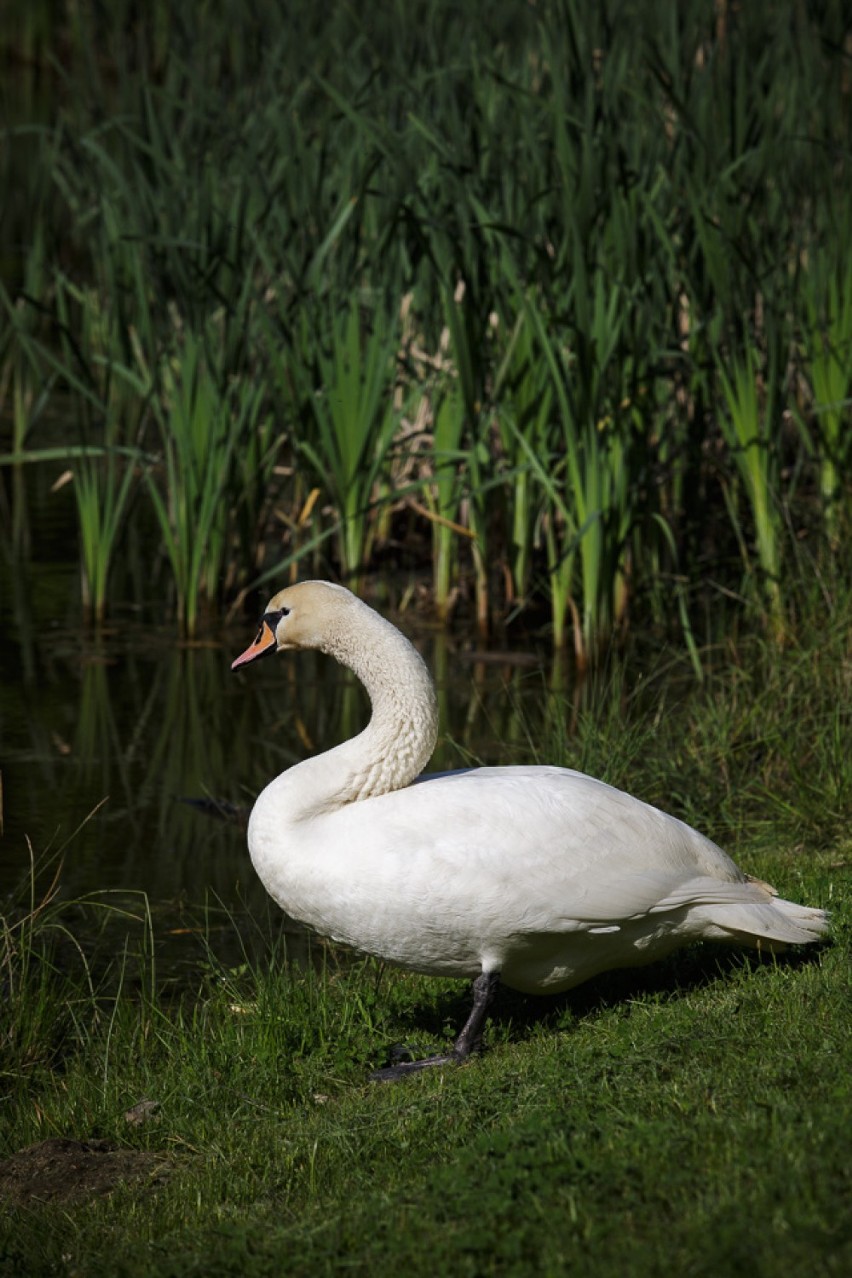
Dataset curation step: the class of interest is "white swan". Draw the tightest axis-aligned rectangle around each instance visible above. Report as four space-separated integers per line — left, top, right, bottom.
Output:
232 580 828 1079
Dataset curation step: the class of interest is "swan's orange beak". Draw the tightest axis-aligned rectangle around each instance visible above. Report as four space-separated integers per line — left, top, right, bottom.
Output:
231 619 278 670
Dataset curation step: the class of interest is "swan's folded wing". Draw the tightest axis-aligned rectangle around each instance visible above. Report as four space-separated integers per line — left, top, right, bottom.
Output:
558 873 827 947
546 872 763 929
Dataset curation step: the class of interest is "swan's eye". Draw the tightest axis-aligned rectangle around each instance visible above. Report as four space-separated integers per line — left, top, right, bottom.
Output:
263 606 290 632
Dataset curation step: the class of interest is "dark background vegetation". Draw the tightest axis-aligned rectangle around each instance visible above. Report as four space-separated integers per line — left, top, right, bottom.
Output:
1 0 849 659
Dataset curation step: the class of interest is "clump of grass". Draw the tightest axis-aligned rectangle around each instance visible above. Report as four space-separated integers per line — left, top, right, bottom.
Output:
0 807 133 1085
1 852 77 1076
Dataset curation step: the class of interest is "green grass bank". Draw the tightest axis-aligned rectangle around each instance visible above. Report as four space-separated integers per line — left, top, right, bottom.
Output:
1 578 849 1275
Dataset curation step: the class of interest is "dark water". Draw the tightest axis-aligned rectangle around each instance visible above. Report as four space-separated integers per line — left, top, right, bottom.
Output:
0 613 555 900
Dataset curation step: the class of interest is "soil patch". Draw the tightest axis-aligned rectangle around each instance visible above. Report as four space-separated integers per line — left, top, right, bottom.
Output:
0 1138 171 1206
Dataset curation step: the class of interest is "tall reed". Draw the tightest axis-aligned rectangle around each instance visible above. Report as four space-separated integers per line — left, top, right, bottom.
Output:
716 342 785 635
519 282 638 666
419 379 468 622
1 1 848 653
800 248 852 547
494 304 553 612
275 298 400 590
146 330 267 635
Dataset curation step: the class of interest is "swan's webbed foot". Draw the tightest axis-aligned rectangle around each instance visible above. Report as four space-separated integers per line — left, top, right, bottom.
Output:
370 1052 457 1082
370 970 500 1083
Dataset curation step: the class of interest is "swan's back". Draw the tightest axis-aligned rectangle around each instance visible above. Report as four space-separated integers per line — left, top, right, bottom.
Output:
248 760 826 994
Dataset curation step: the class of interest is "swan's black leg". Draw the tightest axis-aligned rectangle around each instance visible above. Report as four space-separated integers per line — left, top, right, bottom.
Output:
450 970 500 1059
370 970 500 1083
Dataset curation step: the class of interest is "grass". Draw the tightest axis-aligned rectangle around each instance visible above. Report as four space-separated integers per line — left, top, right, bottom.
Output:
2 934 848 1277
1 578 850 1276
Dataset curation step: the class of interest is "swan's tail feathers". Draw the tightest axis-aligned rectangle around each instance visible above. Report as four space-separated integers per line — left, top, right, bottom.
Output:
747 896 830 948
689 892 830 951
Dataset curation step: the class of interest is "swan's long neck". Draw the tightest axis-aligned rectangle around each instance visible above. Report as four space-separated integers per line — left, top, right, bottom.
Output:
269 600 438 821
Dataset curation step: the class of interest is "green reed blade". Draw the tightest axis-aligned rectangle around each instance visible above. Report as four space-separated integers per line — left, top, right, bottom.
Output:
800 247 852 545
716 343 785 634
74 447 138 625
423 380 467 620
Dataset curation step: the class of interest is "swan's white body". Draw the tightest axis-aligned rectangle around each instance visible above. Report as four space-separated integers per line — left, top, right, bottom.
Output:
234 581 827 1003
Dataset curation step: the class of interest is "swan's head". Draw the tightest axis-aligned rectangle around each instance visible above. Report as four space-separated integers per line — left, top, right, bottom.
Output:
231 581 355 669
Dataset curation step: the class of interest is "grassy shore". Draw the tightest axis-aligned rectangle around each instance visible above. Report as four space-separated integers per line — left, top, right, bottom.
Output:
2 577 849 1275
